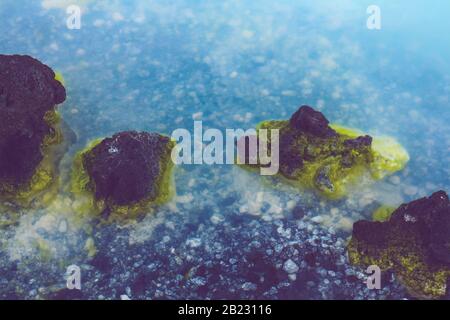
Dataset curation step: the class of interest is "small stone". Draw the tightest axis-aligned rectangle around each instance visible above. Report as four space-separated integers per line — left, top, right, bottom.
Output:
242 282 257 291
186 238 202 248
311 216 324 223
190 277 207 287
283 259 299 274
330 208 339 216
210 214 224 224
288 274 297 281
389 176 401 185
58 220 68 233
291 206 306 219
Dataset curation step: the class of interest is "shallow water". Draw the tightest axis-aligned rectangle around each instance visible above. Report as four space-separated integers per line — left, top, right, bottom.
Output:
0 0 449 300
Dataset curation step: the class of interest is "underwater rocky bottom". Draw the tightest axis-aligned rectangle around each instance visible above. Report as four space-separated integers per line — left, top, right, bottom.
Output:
1 187 449 300
0 55 449 301
0 207 407 300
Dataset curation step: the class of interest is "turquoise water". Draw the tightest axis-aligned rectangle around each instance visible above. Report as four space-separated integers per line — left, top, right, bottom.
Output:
0 0 449 300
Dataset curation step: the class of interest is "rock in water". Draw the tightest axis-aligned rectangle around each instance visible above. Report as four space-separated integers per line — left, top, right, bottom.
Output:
0 54 66 207
348 191 450 299
71 131 175 220
245 105 409 199
289 105 337 138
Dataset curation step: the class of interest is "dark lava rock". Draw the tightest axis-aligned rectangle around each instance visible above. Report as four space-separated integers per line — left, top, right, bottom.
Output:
344 135 372 151
278 130 304 178
291 205 306 220
251 104 396 199
348 190 450 299
289 105 337 138
352 220 389 247
82 131 174 208
0 55 65 192
391 190 450 266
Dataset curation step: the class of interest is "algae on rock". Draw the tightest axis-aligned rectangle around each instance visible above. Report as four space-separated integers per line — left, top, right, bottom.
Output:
71 131 175 221
244 105 409 199
0 55 67 208
372 205 396 222
348 191 450 299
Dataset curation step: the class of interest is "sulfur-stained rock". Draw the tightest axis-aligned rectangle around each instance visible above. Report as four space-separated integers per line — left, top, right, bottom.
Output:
71 131 175 220
372 205 396 222
0 54 66 207
244 105 409 199
348 191 450 299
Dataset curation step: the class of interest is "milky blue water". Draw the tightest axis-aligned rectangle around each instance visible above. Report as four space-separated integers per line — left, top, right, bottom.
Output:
0 0 449 300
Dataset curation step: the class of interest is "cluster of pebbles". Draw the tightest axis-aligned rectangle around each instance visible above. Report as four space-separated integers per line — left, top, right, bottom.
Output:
20 210 408 300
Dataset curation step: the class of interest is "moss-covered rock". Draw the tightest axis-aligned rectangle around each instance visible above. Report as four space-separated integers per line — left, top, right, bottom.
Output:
372 205 396 222
71 131 175 221
0 55 66 207
348 191 450 299
246 105 408 199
